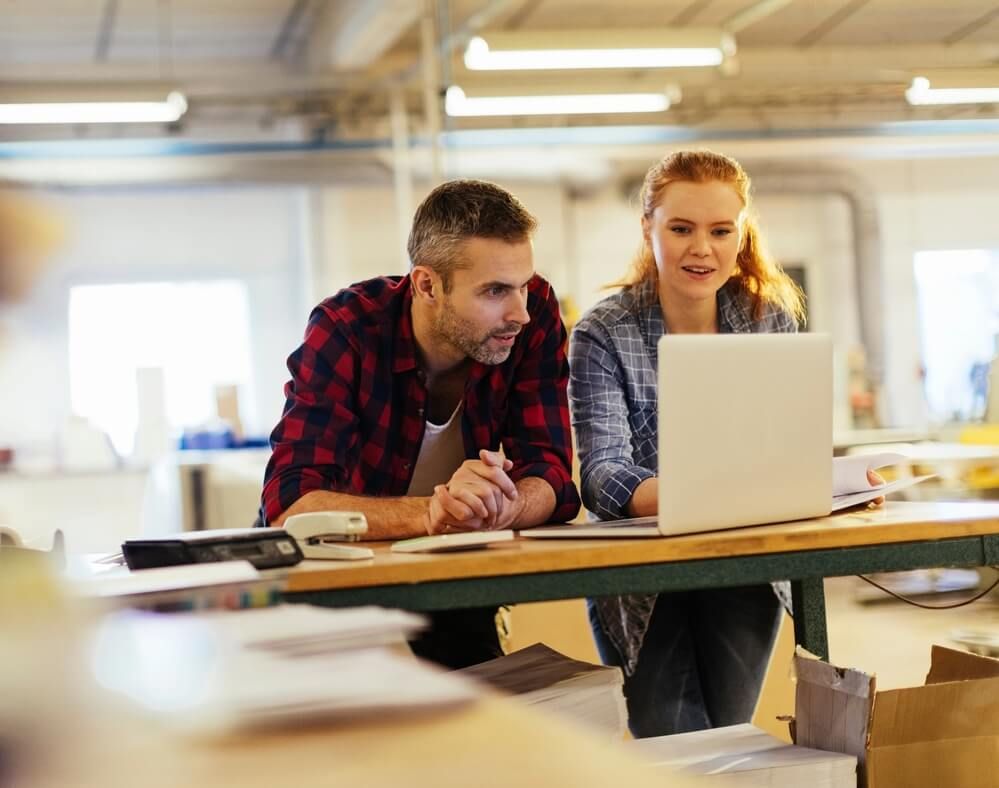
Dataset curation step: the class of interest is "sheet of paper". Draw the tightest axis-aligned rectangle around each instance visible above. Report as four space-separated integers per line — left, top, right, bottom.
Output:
192 648 478 732
192 604 426 653
831 474 934 512
832 452 908 496
70 560 260 597
91 607 476 735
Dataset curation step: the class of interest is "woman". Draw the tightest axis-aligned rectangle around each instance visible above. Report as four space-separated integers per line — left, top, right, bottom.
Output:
568 149 805 738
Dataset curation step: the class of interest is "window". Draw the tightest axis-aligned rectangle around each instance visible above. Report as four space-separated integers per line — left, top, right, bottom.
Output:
68 280 253 456
913 250 999 422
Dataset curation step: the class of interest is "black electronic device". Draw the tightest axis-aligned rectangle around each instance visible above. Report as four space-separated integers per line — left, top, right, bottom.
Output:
122 528 304 570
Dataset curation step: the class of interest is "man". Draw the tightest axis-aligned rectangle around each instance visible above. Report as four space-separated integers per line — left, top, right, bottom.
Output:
261 179 580 667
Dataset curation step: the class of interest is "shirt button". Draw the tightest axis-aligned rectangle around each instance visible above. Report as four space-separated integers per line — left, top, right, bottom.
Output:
403 462 411 470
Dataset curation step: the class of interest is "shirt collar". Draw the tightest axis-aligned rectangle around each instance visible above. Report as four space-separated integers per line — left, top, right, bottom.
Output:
392 279 419 374
716 279 755 334
630 279 665 363
631 276 753 357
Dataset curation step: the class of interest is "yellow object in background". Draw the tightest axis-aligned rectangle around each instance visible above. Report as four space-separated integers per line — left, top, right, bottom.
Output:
0 188 63 304
959 424 999 491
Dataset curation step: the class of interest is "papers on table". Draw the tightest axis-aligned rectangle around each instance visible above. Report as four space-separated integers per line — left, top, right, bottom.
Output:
460 643 627 740
67 559 285 611
90 604 478 735
70 559 260 597
832 452 905 496
634 723 857 787
831 475 933 512
191 603 425 655
831 452 933 512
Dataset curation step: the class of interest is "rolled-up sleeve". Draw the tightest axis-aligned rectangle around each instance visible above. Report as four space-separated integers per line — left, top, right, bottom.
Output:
260 307 359 524
503 282 581 523
568 323 654 520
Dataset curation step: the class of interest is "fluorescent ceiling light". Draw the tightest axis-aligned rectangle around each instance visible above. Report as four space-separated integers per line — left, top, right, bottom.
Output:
445 86 672 117
906 77 999 106
464 29 734 71
0 92 188 125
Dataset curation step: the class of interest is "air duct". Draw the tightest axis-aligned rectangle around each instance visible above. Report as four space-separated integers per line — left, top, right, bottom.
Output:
749 167 884 386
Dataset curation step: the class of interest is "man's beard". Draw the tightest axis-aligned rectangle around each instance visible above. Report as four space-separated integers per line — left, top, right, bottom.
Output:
432 301 518 366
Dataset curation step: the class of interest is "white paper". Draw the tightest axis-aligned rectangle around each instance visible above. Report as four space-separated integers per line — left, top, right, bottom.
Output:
191 647 478 732
832 452 908 496
70 559 260 598
192 604 426 654
459 643 627 739
634 723 857 786
830 474 934 511
91 606 475 735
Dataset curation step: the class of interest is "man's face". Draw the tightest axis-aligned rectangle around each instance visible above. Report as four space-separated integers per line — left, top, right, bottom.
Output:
430 237 534 366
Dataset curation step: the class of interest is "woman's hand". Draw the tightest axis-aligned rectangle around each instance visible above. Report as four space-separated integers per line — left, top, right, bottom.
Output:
867 469 885 507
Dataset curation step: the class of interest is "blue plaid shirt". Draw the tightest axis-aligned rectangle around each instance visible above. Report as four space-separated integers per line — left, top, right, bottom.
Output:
568 277 797 674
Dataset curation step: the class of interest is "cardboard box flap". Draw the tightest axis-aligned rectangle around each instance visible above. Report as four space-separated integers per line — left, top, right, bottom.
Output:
869 676 999 747
792 651 874 769
925 644 999 685
867 736 999 788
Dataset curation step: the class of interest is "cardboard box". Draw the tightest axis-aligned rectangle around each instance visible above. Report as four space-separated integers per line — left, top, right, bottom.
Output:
790 645 999 788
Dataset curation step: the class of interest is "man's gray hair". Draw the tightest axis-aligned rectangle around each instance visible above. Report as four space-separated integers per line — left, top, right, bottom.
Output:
407 179 537 290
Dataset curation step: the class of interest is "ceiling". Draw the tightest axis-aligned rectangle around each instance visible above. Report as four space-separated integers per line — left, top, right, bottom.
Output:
1 0 998 182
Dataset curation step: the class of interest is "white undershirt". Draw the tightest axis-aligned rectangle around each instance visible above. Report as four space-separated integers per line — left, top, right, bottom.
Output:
406 402 466 497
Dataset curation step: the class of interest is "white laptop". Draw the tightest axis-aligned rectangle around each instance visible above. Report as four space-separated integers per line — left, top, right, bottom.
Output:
525 333 833 539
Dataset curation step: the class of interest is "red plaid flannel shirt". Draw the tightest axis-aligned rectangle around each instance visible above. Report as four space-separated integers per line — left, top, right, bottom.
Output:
261 275 580 525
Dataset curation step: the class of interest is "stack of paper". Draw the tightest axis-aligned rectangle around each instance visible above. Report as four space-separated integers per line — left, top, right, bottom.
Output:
67 559 284 612
193 603 426 654
831 452 932 511
460 643 627 740
90 604 479 734
633 723 857 787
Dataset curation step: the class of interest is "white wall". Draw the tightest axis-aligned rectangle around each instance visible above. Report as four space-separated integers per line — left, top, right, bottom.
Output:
309 180 572 298
0 185 309 455
837 156 999 426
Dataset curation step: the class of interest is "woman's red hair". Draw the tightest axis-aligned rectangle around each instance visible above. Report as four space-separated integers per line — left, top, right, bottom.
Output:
612 149 805 324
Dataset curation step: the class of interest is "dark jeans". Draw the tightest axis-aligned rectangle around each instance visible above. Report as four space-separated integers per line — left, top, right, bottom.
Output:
589 585 782 738
407 606 503 670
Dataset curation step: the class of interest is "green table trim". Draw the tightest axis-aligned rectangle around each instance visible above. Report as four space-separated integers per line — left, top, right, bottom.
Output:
284 533 999 658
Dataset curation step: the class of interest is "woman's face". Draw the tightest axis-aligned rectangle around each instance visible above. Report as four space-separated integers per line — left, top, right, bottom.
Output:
643 179 744 306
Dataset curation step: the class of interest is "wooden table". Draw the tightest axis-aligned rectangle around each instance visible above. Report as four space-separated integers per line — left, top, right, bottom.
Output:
284 501 999 660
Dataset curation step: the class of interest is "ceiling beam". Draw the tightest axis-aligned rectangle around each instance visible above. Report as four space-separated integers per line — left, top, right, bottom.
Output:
797 0 870 47
94 0 119 62
669 0 714 27
944 6 999 45
271 0 312 60
304 0 422 71
723 0 794 33
2 43 997 99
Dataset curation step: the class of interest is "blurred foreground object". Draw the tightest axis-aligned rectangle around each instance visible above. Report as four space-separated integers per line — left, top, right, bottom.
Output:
0 188 62 304
0 550 89 787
